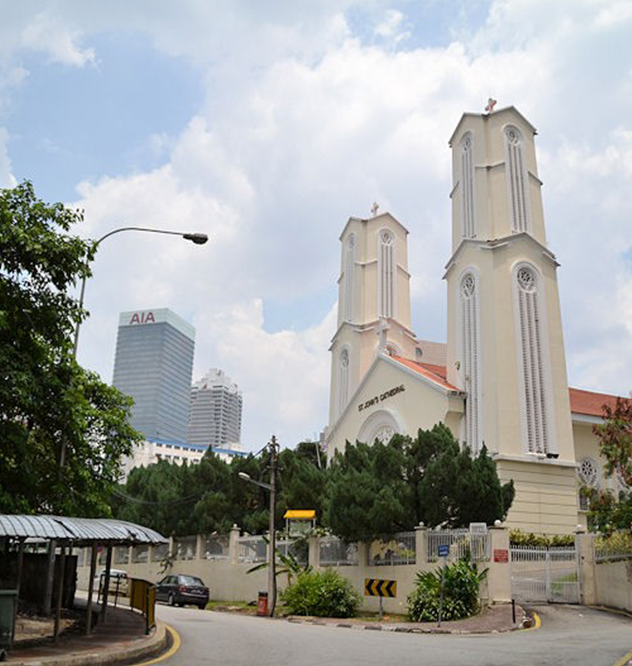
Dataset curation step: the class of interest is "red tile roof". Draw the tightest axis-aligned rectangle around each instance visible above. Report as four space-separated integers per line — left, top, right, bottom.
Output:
395 358 627 418
390 356 460 391
568 387 628 418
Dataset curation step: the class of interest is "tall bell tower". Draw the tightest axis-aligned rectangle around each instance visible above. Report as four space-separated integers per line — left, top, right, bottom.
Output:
327 211 419 428
445 106 578 533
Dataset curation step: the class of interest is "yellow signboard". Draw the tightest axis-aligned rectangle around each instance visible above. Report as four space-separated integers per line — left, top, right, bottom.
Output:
364 578 397 598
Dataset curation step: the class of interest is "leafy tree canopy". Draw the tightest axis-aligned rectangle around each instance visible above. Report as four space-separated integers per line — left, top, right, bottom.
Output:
326 425 514 541
0 181 141 515
587 397 632 533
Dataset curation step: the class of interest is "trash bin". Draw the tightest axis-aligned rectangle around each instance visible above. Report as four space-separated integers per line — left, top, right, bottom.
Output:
257 591 268 616
0 590 18 658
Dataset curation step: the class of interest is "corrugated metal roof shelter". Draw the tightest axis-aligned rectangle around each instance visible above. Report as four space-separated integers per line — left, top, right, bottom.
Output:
0 515 166 545
0 515 166 649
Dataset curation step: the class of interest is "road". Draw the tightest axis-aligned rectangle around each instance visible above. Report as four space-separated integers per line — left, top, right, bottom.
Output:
153 604 632 666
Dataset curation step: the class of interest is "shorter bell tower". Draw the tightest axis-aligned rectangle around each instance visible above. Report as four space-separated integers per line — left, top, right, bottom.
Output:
327 211 419 428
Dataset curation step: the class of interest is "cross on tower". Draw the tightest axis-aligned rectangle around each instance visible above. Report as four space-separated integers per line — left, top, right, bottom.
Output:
371 202 379 217
484 97 497 113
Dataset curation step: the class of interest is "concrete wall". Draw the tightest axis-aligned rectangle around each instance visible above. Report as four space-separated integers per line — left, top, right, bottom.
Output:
76 526 512 614
594 561 632 614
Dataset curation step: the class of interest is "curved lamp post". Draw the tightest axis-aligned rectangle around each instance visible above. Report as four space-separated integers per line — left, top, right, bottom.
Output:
61 226 208 472
72 226 208 358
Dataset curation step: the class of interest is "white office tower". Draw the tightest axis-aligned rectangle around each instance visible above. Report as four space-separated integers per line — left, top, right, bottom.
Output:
187 369 243 448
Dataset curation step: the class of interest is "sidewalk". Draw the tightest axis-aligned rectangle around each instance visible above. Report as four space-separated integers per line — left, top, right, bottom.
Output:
7 601 169 666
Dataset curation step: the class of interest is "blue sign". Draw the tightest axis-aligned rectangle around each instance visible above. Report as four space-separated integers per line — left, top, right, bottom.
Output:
438 544 449 557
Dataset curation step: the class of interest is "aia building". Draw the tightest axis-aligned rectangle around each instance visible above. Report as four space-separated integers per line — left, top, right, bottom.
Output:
113 308 195 443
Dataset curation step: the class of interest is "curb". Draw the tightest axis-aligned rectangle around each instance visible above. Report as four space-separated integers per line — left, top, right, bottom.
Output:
9 621 169 666
285 616 521 635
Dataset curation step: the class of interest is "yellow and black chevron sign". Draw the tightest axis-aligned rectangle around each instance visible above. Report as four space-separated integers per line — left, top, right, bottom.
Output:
364 578 397 597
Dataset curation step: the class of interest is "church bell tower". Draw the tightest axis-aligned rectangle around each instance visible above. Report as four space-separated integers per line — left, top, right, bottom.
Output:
445 106 578 533
327 211 418 429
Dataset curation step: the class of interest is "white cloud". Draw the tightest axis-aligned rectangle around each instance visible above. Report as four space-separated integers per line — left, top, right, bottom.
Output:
0 127 16 188
374 9 410 44
20 12 96 67
2 0 632 447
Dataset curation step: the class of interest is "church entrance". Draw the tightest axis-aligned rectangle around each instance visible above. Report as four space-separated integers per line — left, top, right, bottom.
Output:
510 545 580 604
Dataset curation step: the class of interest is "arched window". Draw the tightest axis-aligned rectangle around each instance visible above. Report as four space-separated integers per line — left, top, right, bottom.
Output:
378 229 395 318
344 234 355 322
504 125 530 233
460 133 476 238
515 264 552 454
577 457 600 489
578 457 600 511
338 348 350 416
460 272 481 453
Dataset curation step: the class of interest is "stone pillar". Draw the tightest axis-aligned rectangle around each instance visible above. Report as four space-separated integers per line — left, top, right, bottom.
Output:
308 536 320 569
576 530 597 606
486 526 511 604
229 525 241 565
414 524 428 569
169 536 176 560
196 534 204 560
357 542 369 568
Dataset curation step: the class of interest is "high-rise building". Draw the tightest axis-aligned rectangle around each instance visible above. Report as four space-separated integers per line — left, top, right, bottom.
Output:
112 308 195 443
187 368 243 448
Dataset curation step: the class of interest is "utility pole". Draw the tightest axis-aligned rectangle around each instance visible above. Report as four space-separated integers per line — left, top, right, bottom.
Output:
268 436 278 617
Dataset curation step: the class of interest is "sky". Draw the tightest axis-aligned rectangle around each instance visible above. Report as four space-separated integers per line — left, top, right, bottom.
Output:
2 0 632 452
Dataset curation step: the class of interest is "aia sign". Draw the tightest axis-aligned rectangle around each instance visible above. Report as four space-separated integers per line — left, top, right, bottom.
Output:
129 311 155 325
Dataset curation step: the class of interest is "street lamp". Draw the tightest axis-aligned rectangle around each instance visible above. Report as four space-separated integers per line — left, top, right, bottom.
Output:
238 436 279 617
60 225 208 471
72 226 209 358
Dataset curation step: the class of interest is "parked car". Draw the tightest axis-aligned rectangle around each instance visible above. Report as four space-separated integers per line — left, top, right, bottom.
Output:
95 568 129 596
155 574 209 609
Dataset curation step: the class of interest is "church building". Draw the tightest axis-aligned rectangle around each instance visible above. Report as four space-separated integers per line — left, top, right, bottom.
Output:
325 105 624 535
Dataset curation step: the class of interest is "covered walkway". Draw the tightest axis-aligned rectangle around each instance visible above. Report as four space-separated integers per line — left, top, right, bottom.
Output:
0 514 166 655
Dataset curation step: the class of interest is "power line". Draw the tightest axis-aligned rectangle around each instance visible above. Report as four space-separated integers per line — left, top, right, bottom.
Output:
111 488 203 506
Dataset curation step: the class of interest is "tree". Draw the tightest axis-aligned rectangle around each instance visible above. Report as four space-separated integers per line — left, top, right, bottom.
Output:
414 426 515 528
587 398 632 533
325 425 514 541
324 437 415 541
0 181 142 515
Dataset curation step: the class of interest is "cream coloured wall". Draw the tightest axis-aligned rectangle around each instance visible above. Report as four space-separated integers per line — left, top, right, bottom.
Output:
326 354 462 459
497 459 579 534
449 107 547 254
446 236 575 464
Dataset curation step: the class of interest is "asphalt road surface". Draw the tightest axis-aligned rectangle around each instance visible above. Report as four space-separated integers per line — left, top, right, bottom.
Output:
153 604 632 666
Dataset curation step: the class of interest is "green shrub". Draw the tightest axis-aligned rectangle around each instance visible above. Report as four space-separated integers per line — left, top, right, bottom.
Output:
509 529 575 547
407 559 486 622
281 569 360 618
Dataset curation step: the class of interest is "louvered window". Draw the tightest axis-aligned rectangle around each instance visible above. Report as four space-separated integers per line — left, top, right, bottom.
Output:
344 234 355 322
460 133 476 238
505 126 530 233
460 272 481 453
378 229 395 318
338 348 350 417
516 265 551 454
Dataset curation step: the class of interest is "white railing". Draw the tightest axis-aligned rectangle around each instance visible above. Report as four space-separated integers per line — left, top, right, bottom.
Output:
510 545 577 562
132 545 149 563
175 536 197 560
369 532 416 566
114 545 130 565
595 538 632 563
427 529 490 562
238 535 267 563
276 539 308 565
204 535 230 559
319 536 359 566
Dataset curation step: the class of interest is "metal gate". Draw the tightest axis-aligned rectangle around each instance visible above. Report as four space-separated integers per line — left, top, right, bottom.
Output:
510 545 580 604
